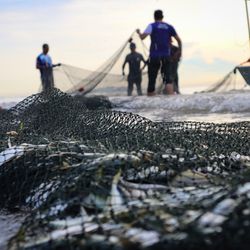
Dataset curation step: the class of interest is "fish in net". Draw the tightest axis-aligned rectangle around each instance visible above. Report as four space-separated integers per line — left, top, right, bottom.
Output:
0 89 249 250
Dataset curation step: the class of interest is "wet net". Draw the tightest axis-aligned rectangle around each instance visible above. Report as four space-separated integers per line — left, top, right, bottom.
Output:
0 88 250 250
202 63 250 93
53 32 165 96
52 29 250 96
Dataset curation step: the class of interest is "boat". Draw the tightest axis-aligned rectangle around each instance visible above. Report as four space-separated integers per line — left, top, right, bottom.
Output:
234 0 250 86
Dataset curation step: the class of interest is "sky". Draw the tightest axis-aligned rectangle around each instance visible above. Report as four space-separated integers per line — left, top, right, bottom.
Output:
0 0 249 97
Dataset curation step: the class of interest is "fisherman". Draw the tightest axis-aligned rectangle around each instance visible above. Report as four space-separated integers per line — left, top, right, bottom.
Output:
171 42 181 94
136 10 182 96
36 44 61 92
122 42 147 96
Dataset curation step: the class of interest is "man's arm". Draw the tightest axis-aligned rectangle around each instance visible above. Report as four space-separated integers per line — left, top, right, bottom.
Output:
36 58 44 70
173 34 182 59
122 57 128 75
141 56 148 71
136 24 152 40
141 56 148 65
52 63 61 68
136 29 149 40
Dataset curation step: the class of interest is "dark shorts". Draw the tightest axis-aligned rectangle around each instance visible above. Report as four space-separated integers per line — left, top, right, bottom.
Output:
127 74 142 82
148 56 174 93
160 57 175 84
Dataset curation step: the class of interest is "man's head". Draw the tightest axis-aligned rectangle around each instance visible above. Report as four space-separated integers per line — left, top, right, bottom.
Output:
130 42 136 52
154 10 164 21
42 44 49 54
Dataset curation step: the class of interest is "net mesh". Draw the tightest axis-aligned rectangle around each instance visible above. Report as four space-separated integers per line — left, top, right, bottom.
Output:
53 32 165 96
202 63 250 93
53 31 250 96
0 88 250 249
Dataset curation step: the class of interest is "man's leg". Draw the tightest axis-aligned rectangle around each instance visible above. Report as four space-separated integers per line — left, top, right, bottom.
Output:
165 83 174 95
175 73 179 94
41 72 49 92
162 58 175 95
127 80 133 96
135 77 142 96
41 76 45 92
148 57 160 96
49 69 55 88
42 68 52 92
172 62 179 94
44 68 54 92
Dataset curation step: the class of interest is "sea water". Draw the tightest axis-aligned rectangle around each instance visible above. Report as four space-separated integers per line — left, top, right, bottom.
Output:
110 90 250 123
1 90 250 123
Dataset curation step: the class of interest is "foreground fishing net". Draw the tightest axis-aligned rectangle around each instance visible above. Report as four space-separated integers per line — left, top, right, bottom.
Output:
0 89 250 250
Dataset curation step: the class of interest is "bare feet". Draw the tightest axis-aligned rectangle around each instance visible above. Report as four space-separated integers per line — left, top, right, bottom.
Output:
147 91 156 96
165 84 175 95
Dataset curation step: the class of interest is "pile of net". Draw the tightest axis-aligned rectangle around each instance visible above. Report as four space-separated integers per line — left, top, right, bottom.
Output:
0 89 250 250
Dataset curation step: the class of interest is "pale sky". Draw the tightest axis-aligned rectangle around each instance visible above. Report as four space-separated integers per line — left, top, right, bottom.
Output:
0 0 249 97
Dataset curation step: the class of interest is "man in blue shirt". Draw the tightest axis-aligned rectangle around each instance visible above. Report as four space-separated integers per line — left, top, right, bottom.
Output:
36 44 60 91
122 42 147 96
137 10 182 96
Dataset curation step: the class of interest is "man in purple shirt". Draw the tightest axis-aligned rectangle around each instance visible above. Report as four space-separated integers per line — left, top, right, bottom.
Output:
137 10 182 96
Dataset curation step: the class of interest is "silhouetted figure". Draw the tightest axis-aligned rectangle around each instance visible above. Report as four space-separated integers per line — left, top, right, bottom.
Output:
137 10 182 96
122 43 147 96
36 44 61 92
171 43 181 94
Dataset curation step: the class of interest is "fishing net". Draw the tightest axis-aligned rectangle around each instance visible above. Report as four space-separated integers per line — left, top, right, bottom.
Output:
202 64 250 93
0 88 250 250
53 32 165 96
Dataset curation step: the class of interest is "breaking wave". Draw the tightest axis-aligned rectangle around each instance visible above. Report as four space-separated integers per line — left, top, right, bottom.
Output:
110 90 250 113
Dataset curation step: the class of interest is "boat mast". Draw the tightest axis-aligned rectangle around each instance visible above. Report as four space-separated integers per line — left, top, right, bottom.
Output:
245 0 250 49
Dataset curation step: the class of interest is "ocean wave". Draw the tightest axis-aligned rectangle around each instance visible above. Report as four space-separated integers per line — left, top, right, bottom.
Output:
0 97 23 110
110 91 250 113
1 91 250 114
